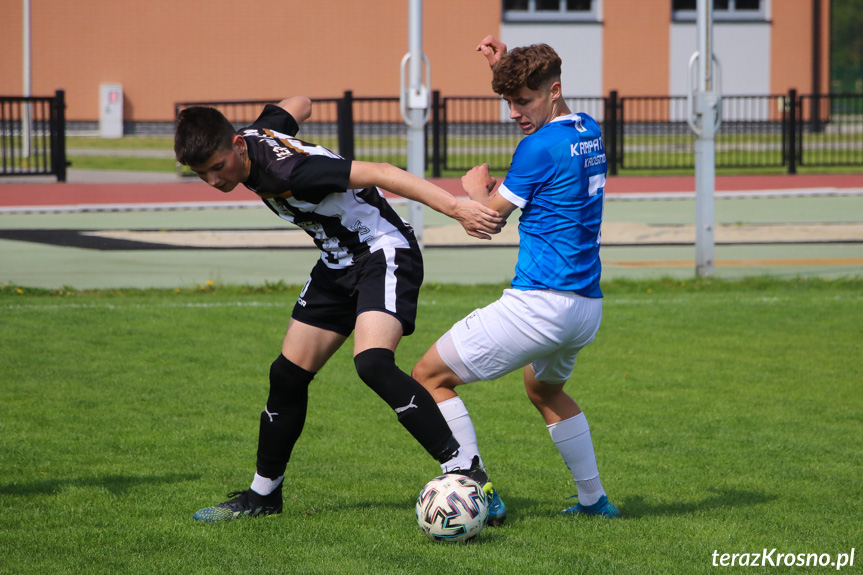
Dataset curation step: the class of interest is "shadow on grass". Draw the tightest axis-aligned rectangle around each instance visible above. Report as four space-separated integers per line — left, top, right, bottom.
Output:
291 497 419 516
493 487 777 522
620 487 778 519
0 472 201 497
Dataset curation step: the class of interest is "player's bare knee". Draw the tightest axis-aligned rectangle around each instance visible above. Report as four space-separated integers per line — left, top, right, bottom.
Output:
411 355 437 387
412 360 458 393
525 378 566 408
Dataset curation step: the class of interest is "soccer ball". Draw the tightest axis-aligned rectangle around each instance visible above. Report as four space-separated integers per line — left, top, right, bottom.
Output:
415 473 489 543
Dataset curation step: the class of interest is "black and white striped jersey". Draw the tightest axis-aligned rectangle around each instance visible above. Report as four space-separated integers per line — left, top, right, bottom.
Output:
241 104 417 269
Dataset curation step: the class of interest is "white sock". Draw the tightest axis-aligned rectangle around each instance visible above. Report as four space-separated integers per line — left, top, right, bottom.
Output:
250 473 284 496
548 413 605 507
437 396 483 474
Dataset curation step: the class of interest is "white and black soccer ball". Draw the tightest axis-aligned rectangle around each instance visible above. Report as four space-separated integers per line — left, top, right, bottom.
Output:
415 473 489 543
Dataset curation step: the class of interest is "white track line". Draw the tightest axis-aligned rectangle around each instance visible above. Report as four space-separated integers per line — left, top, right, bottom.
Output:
2 188 863 215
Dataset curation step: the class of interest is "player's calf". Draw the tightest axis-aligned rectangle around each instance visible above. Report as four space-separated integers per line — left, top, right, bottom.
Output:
354 347 459 463
256 354 315 480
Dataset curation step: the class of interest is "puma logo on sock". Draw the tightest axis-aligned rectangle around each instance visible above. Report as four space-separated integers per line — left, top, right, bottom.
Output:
394 395 418 414
264 406 279 422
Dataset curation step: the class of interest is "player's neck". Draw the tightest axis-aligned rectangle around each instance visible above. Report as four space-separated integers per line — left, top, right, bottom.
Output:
553 100 572 119
241 148 252 182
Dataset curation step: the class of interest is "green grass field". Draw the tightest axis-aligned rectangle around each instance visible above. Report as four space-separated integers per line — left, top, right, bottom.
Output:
1 278 860 574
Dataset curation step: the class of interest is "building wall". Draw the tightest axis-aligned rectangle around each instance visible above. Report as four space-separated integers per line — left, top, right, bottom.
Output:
0 0 829 123
603 0 671 96
0 0 500 122
0 2 25 94
771 0 831 95
669 22 772 96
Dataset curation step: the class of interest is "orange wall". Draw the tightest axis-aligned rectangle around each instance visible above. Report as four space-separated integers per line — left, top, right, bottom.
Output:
770 0 831 94
603 0 670 96
0 0 500 122
1 2 24 94
1 1 829 123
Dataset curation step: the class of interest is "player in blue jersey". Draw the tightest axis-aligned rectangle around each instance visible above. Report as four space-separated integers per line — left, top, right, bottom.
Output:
412 37 620 522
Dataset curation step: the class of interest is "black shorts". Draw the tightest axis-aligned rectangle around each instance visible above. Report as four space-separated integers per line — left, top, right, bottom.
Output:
291 245 424 337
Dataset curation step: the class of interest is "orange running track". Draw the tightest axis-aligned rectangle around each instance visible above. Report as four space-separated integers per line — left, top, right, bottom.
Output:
1 173 862 209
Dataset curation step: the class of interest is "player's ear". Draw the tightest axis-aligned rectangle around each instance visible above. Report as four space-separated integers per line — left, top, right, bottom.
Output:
231 134 246 156
549 81 562 101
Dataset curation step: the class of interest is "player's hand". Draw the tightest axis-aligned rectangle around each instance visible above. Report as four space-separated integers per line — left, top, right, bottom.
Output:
453 199 503 240
476 35 507 68
461 163 496 202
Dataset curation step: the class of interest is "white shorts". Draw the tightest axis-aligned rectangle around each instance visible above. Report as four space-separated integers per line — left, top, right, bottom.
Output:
436 288 603 385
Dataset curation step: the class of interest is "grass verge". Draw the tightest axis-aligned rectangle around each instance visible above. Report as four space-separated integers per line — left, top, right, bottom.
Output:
1 278 860 574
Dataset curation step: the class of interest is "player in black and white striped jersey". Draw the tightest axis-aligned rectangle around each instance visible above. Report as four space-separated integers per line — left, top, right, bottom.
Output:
174 98 503 522
242 103 421 268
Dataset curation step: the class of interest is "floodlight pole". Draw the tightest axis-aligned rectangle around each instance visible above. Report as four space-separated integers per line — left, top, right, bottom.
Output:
400 0 430 248
687 0 722 277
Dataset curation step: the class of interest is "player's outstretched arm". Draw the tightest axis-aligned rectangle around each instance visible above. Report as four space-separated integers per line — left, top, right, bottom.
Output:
462 163 518 220
476 35 507 68
277 97 312 126
349 161 503 240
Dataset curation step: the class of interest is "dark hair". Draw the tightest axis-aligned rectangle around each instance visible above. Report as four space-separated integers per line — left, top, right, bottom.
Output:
491 43 562 96
174 106 237 166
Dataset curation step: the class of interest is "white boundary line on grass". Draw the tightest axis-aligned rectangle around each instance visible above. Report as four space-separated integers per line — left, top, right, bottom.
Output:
4 293 862 312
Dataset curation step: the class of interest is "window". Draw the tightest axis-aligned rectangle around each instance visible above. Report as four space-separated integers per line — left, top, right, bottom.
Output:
503 0 599 22
672 0 766 21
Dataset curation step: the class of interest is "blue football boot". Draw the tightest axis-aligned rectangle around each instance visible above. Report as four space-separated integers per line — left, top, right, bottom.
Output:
561 494 621 518
452 456 507 526
193 484 283 522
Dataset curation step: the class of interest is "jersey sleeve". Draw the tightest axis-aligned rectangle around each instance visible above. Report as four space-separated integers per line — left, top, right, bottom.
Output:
498 137 554 209
247 104 300 137
284 156 352 203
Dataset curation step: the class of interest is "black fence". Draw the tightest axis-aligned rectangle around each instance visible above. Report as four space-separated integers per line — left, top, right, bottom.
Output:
606 90 863 174
174 89 861 176
0 90 67 182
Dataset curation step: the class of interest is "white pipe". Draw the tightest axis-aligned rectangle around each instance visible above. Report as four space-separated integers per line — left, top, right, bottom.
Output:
694 0 716 277
23 0 32 160
405 0 427 247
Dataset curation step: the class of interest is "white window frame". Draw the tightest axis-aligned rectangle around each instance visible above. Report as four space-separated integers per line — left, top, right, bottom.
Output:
672 0 768 22
503 0 601 23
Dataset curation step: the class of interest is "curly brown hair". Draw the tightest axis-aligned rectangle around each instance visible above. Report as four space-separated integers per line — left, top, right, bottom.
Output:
491 43 562 96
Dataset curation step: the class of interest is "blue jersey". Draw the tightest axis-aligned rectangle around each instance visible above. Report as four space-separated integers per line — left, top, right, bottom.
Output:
497 113 606 298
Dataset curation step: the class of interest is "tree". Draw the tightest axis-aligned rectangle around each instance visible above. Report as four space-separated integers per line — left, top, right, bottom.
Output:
831 0 863 93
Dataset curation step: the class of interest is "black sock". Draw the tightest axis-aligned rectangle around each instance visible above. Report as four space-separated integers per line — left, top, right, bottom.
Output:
256 354 316 478
354 348 460 463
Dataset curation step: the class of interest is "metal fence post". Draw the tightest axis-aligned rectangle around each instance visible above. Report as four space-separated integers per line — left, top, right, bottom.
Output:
337 90 355 161
51 89 67 182
605 90 618 176
431 90 441 177
787 88 797 174
441 95 448 172
810 91 824 134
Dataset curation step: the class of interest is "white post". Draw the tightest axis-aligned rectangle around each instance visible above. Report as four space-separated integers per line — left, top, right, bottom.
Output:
691 0 721 277
22 0 32 162
402 0 429 248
